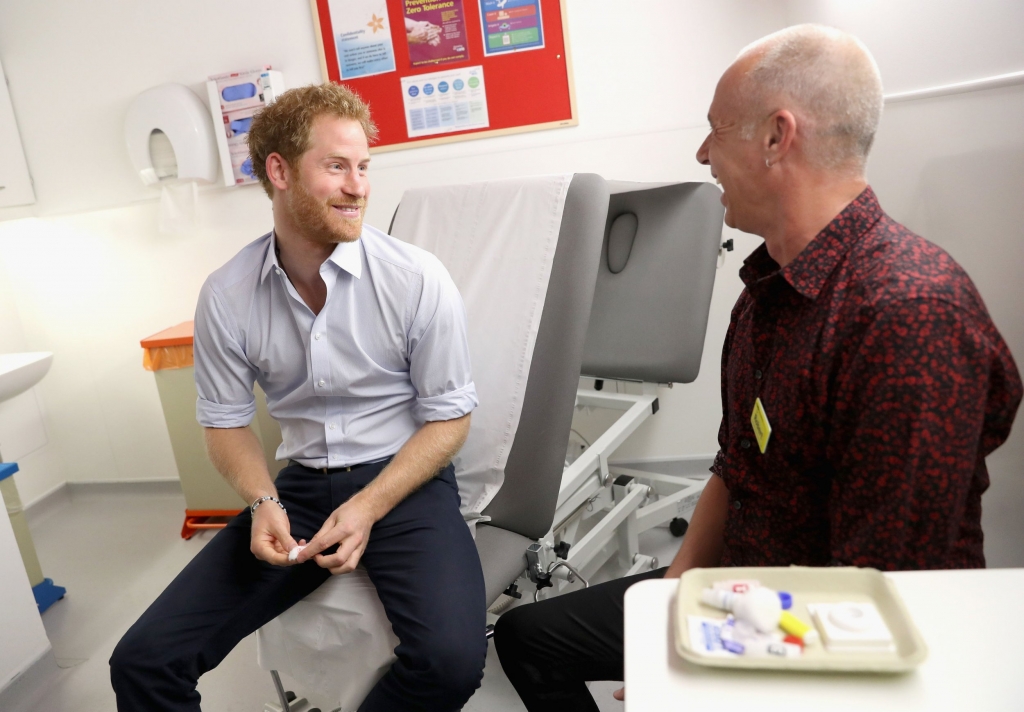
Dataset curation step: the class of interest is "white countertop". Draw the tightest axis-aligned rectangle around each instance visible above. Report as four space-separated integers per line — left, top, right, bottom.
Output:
624 569 1024 711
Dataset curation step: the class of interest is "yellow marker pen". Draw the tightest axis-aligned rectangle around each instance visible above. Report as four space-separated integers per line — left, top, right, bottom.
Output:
779 611 820 645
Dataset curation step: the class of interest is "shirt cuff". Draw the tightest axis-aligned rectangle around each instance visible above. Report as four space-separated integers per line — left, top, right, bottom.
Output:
710 450 725 477
196 397 256 429
412 382 478 423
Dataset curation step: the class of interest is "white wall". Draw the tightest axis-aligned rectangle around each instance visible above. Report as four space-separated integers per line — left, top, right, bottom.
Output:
0 0 786 505
783 0 1024 94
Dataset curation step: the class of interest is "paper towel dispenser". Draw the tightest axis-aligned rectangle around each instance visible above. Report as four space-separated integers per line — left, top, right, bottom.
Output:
125 83 218 186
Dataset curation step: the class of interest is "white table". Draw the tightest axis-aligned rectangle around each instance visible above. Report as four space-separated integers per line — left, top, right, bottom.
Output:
624 569 1024 711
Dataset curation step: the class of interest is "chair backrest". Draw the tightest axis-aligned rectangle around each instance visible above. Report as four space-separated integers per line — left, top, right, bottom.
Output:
481 173 608 538
581 181 724 384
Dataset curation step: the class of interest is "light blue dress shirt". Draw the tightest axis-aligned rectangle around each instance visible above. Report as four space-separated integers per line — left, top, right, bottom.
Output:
194 225 478 469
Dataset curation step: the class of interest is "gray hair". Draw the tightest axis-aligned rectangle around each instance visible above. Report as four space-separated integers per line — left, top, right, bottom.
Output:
738 24 883 172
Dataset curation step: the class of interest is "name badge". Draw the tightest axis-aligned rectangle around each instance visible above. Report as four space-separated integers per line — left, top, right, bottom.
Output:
750 397 772 454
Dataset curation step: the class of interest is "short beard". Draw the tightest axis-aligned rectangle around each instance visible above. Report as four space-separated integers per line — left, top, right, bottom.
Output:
286 178 365 245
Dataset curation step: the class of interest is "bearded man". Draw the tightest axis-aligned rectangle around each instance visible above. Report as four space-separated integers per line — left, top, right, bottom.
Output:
110 84 485 712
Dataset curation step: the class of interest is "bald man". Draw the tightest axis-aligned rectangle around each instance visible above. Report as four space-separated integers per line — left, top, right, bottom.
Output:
494 24 1021 711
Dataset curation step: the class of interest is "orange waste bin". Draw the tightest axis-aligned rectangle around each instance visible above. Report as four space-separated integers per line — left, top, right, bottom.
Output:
142 321 284 538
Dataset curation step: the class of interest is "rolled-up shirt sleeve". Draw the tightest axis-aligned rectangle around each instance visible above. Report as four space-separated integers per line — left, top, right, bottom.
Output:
194 281 258 428
407 258 478 423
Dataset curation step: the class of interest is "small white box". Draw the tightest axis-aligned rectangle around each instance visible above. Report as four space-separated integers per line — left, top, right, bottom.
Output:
808 602 895 652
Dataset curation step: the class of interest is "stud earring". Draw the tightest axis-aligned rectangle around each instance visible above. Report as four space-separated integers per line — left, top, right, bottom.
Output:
765 159 772 168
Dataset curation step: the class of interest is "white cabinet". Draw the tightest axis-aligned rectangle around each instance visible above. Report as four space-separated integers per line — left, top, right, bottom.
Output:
0 56 35 208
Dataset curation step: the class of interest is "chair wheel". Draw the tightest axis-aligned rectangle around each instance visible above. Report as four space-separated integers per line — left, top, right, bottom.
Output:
286 690 297 702
669 517 689 537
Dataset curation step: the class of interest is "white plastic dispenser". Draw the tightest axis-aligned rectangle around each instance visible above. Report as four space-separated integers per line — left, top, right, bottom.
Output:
124 83 218 186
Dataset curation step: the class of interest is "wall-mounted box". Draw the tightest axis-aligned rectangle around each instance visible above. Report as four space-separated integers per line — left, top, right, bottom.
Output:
0 57 35 208
206 67 284 187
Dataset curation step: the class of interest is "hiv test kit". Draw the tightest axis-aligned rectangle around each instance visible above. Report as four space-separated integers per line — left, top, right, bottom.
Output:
675 567 927 672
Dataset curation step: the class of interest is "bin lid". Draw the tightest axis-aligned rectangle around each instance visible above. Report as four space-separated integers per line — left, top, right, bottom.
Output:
141 321 194 348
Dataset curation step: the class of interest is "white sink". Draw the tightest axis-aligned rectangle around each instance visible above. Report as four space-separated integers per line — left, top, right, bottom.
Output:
0 352 53 404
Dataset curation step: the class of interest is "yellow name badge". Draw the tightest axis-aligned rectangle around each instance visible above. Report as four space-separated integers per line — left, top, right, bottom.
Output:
750 397 772 454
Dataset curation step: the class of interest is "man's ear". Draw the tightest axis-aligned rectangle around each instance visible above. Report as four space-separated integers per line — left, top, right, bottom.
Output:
266 152 290 192
765 109 797 165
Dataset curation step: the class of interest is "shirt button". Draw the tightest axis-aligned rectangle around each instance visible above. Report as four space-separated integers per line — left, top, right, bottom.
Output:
275 268 282 275
755 369 763 379
314 333 321 340
733 500 742 510
329 423 336 430
740 438 751 449
318 379 325 387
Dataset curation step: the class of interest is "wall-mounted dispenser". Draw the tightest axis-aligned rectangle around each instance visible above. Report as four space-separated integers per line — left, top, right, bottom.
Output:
124 83 218 186
206 67 284 187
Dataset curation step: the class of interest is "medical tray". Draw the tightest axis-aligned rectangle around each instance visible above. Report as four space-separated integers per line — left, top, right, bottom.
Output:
674 566 928 672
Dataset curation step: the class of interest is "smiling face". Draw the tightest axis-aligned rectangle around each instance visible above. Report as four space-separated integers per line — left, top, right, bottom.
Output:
696 56 773 235
284 115 371 245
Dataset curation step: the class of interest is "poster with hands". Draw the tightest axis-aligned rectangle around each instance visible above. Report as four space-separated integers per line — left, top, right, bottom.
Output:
403 0 469 67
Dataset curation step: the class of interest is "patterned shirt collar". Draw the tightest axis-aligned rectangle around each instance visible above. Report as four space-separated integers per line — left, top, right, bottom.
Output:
740 186 884 300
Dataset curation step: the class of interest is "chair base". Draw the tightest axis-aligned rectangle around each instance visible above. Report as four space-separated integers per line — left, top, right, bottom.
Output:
527 384 709 599
180 509 242 539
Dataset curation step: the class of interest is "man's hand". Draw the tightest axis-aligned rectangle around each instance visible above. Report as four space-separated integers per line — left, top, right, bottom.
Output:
293 415 470 574
296 497 377 575
250 501 300 567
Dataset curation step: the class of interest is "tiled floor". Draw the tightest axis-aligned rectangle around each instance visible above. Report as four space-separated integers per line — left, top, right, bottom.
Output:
11 485 682 712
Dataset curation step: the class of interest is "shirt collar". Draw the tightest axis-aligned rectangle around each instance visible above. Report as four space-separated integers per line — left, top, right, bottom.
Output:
739 186 884 300
260 231 280 283
260 229 364 282
326 238 363 279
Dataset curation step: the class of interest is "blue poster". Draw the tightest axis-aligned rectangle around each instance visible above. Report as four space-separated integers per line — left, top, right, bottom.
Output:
479 0 545 56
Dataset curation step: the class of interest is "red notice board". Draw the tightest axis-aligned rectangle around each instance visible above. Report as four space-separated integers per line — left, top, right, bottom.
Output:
310 0 577 152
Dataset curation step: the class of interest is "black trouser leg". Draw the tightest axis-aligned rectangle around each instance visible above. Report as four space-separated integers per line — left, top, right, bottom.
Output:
494 566 667 712
358 464 487 712
109 464 335 711
109 461 486 712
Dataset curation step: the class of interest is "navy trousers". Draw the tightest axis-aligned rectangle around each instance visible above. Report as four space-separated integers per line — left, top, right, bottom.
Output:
110 461 487 711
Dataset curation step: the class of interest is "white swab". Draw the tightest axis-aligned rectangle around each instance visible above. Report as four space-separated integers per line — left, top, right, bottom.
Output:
288 545 307 562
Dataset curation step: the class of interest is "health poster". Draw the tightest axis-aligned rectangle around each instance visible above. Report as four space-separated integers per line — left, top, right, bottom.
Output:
329 0 397 79
401 66 489 138
403 0 469 67
479 0 544 56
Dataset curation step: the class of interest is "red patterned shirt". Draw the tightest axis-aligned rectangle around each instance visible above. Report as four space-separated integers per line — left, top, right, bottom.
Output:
713 187 1021 570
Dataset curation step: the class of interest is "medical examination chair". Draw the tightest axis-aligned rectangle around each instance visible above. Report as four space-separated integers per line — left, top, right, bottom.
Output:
257 175 724 712
533 180 725 597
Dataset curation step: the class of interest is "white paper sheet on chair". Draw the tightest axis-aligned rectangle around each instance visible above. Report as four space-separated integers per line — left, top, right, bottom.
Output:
257 175 572 709
393 174 572 518
257 567 396 711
